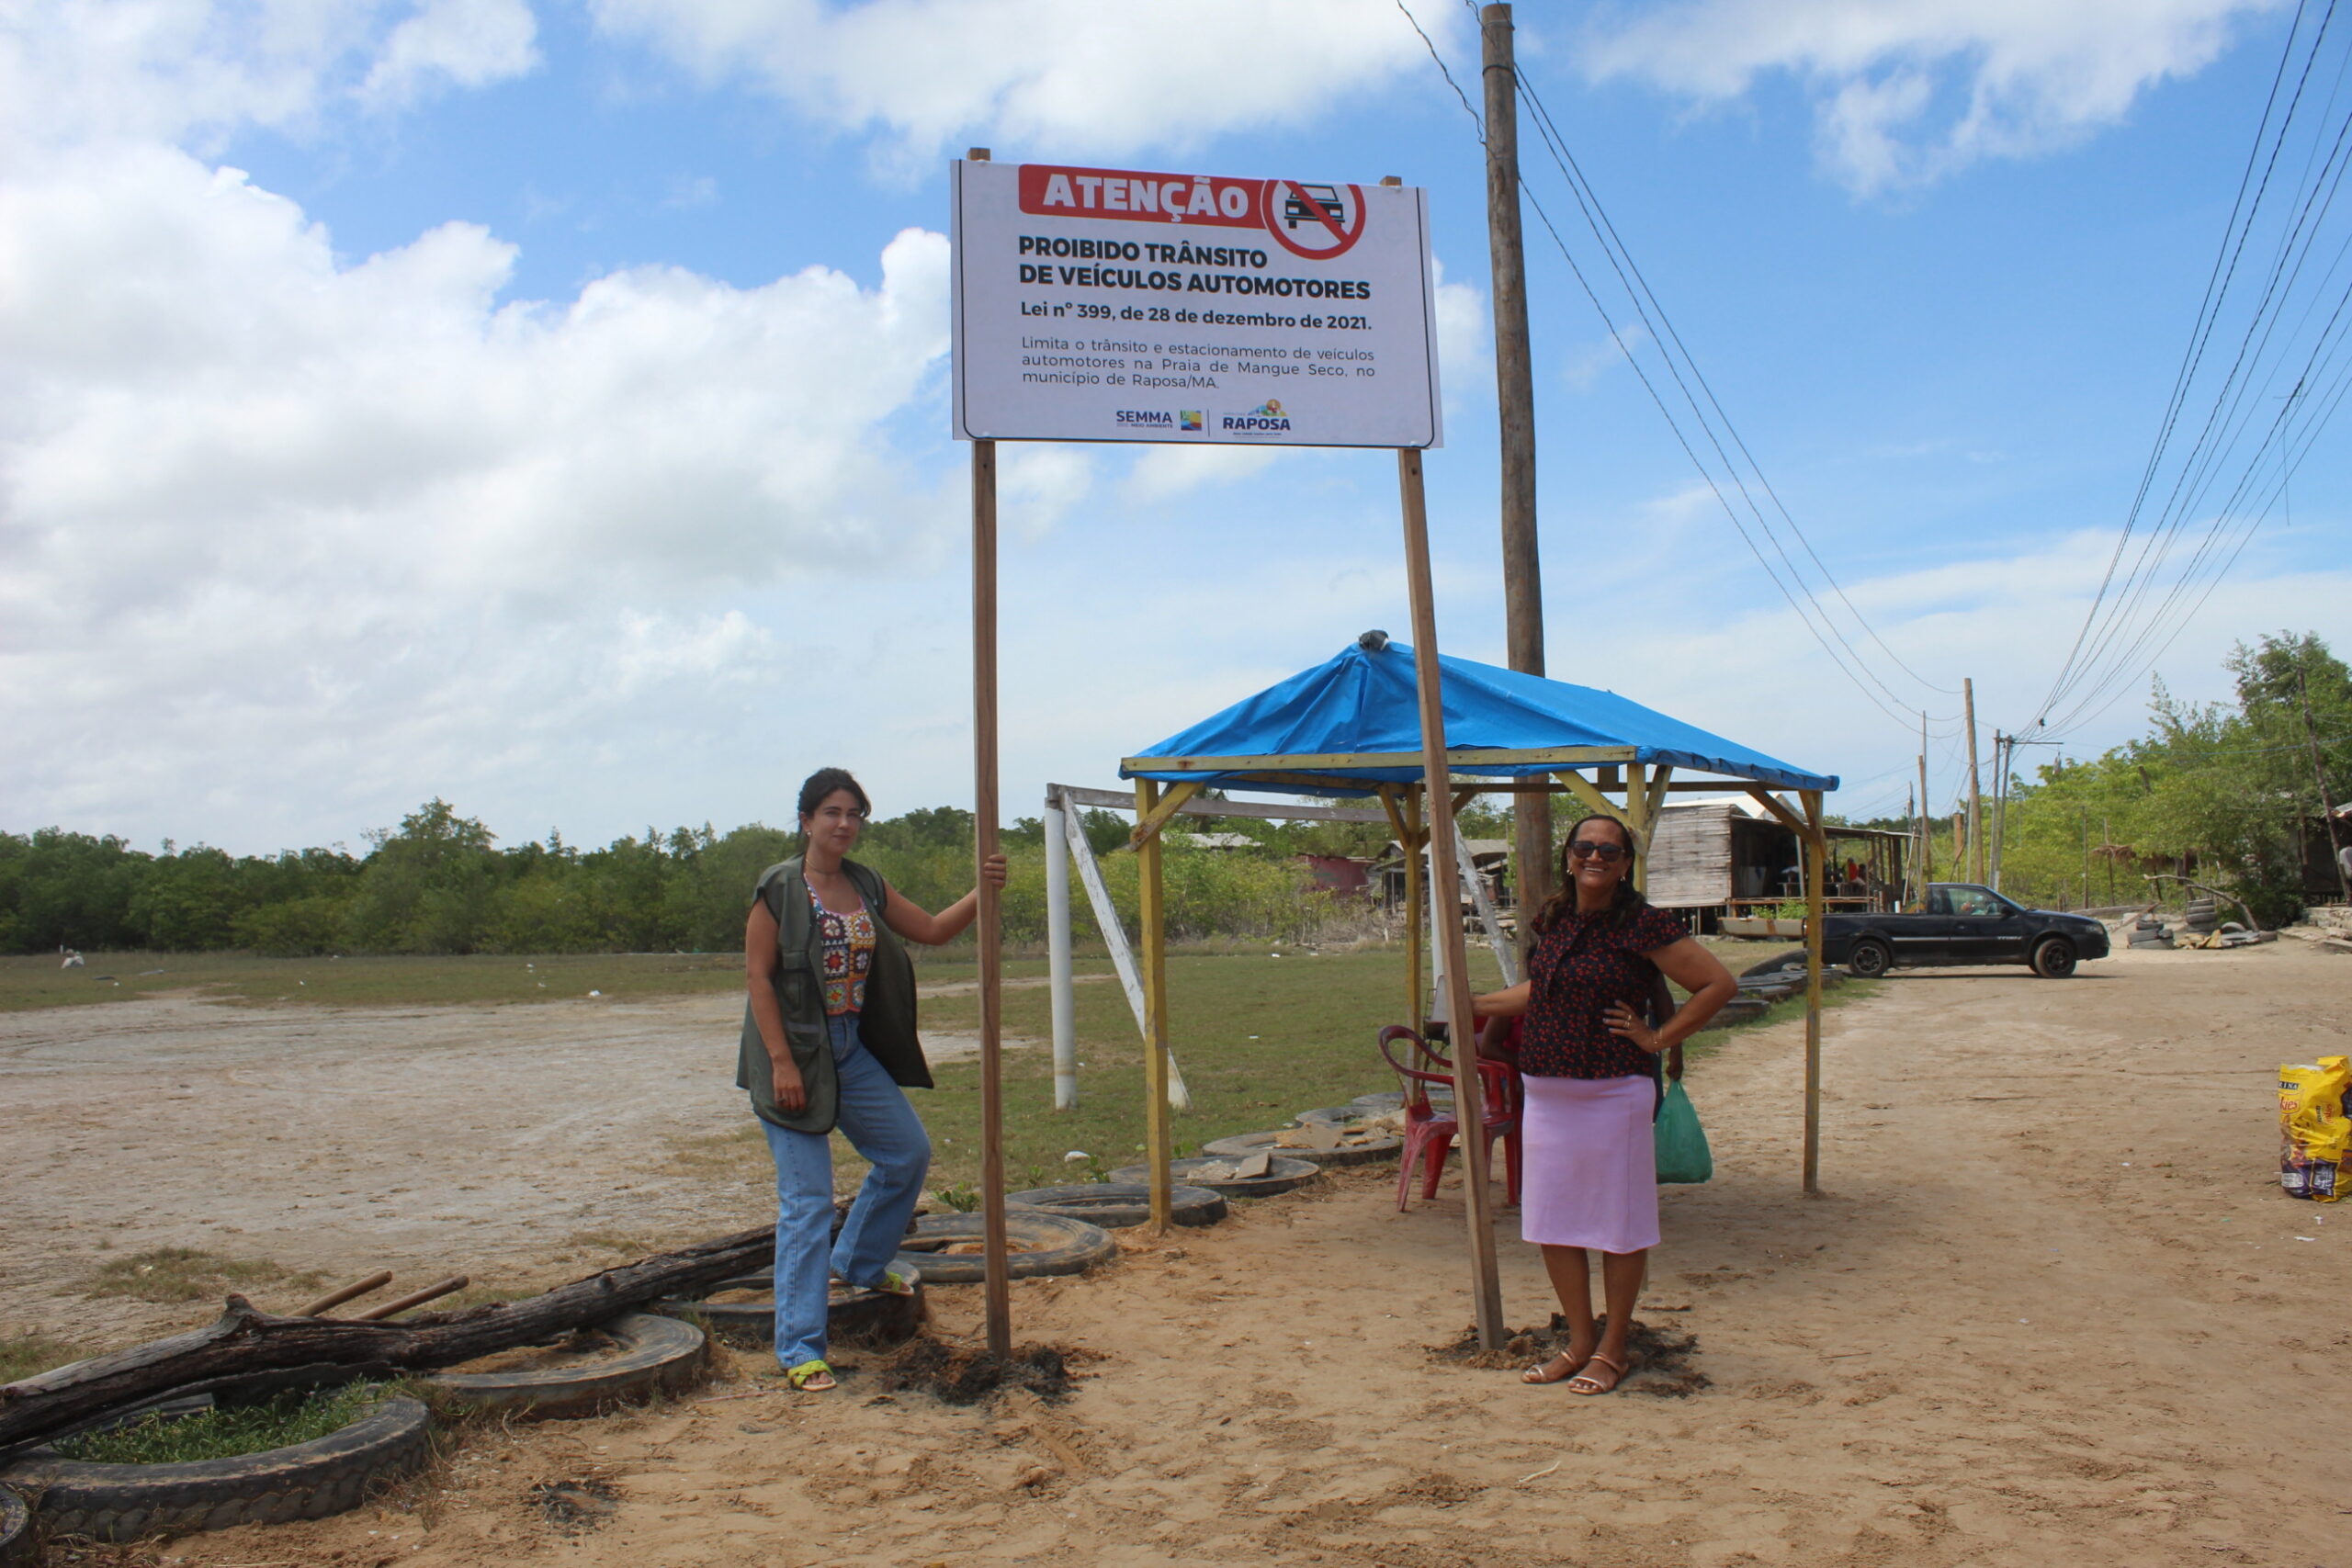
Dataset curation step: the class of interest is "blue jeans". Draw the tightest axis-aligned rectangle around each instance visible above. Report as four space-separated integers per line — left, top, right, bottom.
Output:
758 1012 931 1369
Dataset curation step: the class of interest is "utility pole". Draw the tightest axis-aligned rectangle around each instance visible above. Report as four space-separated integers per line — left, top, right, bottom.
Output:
1481 2 1550 954
1916 729 1931 901
1989 731 2008 893
1963 677 1983 884
2298 668 2352 903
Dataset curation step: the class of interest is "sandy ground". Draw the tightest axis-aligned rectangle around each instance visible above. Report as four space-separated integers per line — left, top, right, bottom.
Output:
7 940 2352 1566
0 981 1074 1344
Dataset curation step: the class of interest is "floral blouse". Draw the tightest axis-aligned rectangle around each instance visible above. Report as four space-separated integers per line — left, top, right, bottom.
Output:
808 883 876 1016
1518 903 1690 1079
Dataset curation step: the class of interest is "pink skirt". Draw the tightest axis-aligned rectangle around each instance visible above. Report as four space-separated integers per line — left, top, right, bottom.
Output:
1519 1074 1659 1254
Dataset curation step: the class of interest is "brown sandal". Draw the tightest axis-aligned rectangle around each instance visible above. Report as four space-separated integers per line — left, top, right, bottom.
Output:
1521 1350 1589 1385
1566 1351 1628 1395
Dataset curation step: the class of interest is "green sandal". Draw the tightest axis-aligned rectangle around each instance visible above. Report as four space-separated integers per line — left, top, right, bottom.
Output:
785 1359 837 1391
869 1265 921 1297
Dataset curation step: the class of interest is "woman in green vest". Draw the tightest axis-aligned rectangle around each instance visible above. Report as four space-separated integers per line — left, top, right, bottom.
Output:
741 767 1006 1391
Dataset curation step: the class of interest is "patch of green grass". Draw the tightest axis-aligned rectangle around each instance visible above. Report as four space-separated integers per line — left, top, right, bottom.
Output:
907 942 1871 1192
83 1247 324 1306
55 1382 382 1464
1 1330 87 1382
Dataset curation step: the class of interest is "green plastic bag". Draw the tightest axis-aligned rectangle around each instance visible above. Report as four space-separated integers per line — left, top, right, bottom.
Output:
1654 1079 1713 1184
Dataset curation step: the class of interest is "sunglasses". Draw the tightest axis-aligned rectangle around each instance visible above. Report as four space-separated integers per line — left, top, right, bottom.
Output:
1566 841 1628 863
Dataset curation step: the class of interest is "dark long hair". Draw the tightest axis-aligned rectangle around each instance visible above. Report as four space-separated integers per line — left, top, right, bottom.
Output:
1532 814 1649 935
796 767 871 839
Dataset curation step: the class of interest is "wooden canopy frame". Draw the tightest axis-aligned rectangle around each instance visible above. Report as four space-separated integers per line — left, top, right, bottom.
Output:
1114 753 1833 1347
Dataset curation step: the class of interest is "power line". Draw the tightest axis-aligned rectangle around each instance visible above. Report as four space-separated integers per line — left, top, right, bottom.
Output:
2026 0 2352 739
1392 5 1958 733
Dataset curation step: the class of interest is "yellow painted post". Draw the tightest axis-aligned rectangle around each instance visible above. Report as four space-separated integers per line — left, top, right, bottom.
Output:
1624 761 1648 892
1136 779 1174 1230
1803 789 1826 1195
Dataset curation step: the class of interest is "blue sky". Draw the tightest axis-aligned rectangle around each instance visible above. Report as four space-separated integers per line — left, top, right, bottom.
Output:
4 0 2345 852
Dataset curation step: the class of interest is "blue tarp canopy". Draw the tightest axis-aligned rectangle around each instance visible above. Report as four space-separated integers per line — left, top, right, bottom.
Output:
1120 637 1837 795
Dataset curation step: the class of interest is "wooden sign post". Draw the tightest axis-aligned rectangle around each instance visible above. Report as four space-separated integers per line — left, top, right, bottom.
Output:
967 151 1014 1361
1396 445 1508 1348
952 149 1447 1357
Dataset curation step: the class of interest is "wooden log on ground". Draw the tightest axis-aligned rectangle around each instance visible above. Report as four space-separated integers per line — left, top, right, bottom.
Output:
0 1227 772 1454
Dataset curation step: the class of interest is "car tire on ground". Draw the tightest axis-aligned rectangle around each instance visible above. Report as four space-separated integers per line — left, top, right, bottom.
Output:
1742 948 1811 978
653 1278 925 1349
0 1487 31 1568
894 1212 1117 1284
0 1393 430 1542
1108 1156 1320 1199
1005 1182 1228 1228
2030 936 2079 978
1199 1130 1401 1168
419 1312 707 1420
1846 939 1894 979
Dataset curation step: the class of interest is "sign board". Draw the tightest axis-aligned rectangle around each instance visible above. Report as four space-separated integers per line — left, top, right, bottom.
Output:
952 161 1442 448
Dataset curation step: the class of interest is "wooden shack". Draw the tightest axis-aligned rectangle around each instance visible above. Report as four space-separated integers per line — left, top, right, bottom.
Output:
1648 799 1908 925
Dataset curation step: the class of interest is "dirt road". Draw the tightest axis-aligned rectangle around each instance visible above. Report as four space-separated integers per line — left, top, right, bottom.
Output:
7 941 2348 1565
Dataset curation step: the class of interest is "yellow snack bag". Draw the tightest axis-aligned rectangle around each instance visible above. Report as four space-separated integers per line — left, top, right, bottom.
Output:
2280 1057 2352 1201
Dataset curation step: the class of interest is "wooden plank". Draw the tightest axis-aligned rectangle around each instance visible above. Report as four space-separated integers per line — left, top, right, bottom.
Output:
1136 779 1174 1232
1396 446 1505 1351
969 419 1012 1360
1645 763 1675 823
1625 761 1649 893
0 1230 775 1452
1803 789 1826 1198
1120 745 1637 774
1645 801 1736 908
1374 785 1412 850
1743 784 1806 834
1050 784 1387 824
1554 770 1628 824
1126 778 1209 848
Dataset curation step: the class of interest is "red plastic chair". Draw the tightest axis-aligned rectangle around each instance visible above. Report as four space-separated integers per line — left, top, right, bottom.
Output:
1377 1024 1522 1212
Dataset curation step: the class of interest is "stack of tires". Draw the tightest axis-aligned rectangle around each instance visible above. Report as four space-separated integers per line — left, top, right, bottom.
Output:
2184 897 2220 937
2128 914 2174 950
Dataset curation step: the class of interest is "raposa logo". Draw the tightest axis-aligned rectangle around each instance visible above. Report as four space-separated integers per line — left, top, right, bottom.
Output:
1115 410 1174 426
1221 398 1292 433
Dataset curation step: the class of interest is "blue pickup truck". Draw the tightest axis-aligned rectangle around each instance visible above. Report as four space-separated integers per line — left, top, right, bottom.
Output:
1819 883 2112 978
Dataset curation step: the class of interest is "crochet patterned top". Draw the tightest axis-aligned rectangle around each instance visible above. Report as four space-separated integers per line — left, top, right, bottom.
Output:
1518 902 1690 1079
808 882 877 1016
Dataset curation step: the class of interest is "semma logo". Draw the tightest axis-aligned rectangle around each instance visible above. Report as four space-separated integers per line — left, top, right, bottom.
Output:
1115 410 1174 426
1221 398 1292 433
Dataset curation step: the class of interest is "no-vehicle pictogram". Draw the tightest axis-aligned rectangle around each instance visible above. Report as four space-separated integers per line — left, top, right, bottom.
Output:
1264 180 1366 259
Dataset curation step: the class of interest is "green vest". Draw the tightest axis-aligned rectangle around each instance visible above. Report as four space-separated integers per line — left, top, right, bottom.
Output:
737 855 929 1134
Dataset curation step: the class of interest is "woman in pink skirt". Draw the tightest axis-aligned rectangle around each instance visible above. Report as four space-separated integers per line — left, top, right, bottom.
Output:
1473 815 1736 1394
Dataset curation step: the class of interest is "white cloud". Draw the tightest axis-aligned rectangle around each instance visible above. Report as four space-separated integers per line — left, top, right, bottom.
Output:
0 144 963 840
1562 322 1649 390
363 0 538 107
0 0 540 156
1565 525 2351 819
1578 0 2281 195
1121 443 1286 503
588 0 1445 166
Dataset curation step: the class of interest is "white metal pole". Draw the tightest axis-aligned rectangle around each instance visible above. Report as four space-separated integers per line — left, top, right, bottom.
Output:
1454 820 1521 986
1044 790 1077 1110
